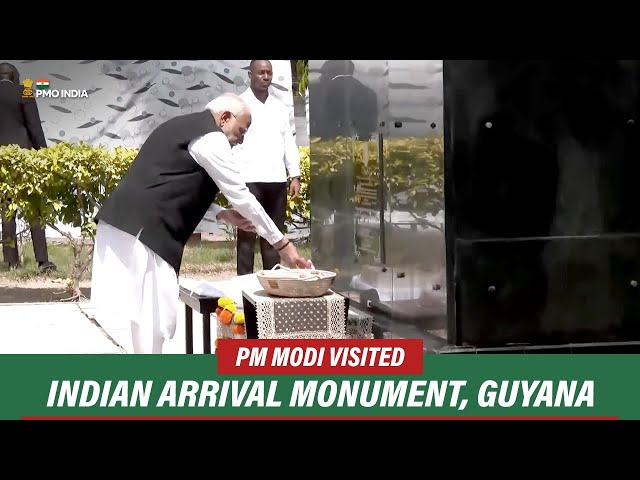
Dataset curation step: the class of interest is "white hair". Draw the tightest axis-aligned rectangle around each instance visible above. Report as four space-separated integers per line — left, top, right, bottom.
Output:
205 92 250 117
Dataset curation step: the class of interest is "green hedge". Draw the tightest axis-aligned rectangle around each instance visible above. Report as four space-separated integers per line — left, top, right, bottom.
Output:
0 136 441 242
0 143 312 237
0 142 137 239
0 136 442 296
0 142 312 297
0 142 137 298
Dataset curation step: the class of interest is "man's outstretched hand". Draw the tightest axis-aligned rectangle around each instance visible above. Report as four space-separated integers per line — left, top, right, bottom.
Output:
276 241 312 269
216 209 255 232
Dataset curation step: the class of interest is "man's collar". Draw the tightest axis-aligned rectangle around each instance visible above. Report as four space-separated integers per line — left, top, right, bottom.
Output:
246 86 270 104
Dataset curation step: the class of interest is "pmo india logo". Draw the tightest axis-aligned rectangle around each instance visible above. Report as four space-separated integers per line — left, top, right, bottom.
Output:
22 78 88 99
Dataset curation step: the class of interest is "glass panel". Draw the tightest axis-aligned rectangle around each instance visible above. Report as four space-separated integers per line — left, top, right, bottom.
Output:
309 60 447 344
309 60 388 305
384 60 446 340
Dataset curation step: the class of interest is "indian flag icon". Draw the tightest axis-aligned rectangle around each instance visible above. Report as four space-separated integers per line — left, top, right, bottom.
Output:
36 79 49 89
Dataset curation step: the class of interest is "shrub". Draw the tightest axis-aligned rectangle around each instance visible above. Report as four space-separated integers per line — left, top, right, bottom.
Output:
0 142 138 299
0 142 312 298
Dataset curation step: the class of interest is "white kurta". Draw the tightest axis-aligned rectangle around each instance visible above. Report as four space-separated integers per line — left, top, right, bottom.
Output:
91 221 178 354
91 130 286 354
189 131 286 244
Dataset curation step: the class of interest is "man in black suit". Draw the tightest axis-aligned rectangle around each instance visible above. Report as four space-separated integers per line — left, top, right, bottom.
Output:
0 62 56 272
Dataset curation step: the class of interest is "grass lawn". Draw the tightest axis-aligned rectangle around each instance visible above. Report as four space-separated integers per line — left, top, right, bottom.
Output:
0 240 312 281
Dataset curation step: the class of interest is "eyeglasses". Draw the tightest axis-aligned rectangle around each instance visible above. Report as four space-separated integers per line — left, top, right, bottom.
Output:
229 112 249 134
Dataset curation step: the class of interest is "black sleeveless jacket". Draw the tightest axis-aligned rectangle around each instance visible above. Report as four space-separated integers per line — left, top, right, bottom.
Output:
96 110 221 274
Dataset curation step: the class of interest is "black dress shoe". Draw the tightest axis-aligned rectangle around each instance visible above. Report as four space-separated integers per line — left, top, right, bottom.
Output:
38 261 57 274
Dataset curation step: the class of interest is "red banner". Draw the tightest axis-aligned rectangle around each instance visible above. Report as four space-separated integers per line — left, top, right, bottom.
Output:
216 339 424 375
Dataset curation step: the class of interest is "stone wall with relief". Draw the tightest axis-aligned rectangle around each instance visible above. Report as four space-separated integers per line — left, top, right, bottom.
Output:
2 60 296 148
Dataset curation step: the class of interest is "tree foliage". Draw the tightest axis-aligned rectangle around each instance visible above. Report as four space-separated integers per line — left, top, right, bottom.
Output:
0 142 138 299
0 143 312 299
0 134 441 298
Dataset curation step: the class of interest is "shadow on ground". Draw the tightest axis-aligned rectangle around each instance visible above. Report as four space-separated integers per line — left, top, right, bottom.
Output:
0 287 92 304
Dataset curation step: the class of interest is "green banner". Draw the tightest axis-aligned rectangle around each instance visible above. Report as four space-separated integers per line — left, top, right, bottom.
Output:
0 354 636 420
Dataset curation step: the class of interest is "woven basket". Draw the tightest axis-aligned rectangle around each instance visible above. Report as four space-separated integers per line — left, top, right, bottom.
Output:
256 264 337 298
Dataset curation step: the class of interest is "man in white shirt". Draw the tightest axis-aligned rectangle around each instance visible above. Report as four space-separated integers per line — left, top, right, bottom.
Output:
91 93 311 353
232 60 302 275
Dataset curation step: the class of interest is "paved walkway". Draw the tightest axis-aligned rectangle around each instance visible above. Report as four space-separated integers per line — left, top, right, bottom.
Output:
0 301 211 354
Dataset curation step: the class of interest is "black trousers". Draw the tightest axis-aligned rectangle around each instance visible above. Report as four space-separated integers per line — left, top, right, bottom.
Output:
1 212 49 266
237 182 287 275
